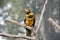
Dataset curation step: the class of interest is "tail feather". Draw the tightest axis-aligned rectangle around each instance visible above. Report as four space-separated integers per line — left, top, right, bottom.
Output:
26 28 31 36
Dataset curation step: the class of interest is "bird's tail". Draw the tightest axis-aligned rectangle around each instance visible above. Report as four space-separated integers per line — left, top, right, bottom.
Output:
26 28 31 40
26 28 31 36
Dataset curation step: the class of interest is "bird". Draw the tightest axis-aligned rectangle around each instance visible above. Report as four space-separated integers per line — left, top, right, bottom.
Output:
24 8 35 37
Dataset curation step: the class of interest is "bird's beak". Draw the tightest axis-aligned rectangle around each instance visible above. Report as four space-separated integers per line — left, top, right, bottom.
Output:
24 9 29 12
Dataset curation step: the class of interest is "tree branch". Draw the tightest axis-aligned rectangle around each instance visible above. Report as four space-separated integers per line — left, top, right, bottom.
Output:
5 18 33 31
5 18 36 36
0 33 35 40
36 0 48 33
48 18 60 30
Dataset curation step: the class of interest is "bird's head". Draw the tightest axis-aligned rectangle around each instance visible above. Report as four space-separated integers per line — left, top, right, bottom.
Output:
24 8 30 14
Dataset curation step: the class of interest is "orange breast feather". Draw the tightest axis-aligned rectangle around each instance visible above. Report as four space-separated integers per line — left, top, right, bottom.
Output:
25 18 34 27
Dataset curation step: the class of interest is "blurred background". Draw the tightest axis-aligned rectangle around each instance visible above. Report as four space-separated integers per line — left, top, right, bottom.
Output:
0 0 60 40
